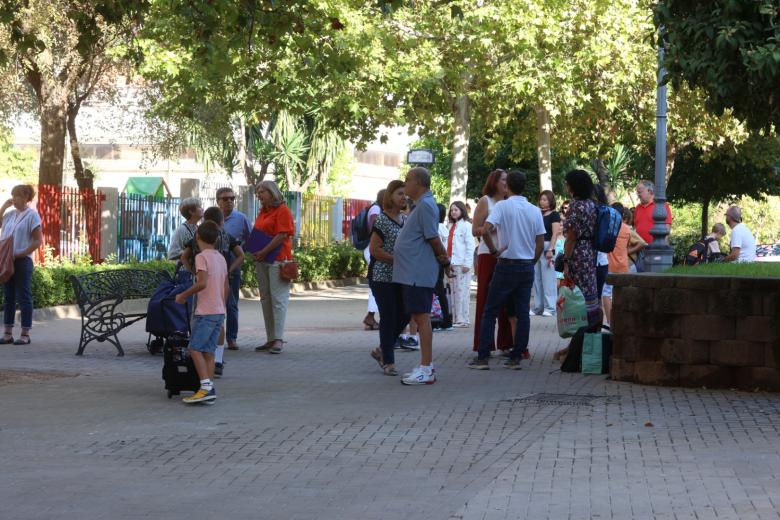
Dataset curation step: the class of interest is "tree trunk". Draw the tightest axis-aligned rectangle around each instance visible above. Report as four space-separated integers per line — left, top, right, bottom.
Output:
67 103 93 190
593 159 616 203
534 105 553 192
38 100 68 257
39 102 68 186
449 94 471 203
700 197 710 238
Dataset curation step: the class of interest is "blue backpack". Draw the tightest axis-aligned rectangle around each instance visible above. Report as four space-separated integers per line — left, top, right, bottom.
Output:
146 265 193 337
351 204 376 250
593 205 622 253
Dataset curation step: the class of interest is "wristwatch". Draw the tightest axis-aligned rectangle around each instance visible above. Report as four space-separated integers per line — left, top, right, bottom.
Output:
489 248 498 256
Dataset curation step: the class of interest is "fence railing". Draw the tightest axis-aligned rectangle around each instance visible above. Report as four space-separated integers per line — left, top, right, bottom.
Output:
36 185 104 264
113 189 371 262
117 194 182 262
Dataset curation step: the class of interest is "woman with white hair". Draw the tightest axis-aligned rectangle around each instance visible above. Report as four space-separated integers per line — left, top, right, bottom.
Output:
167 197 203 260
252 180 295 354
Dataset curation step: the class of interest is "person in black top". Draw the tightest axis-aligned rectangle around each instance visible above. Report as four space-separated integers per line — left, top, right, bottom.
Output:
530 190 561 317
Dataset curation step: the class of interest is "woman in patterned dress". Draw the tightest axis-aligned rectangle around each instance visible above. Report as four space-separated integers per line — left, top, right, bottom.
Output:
561 170 602 329
367 180 409 376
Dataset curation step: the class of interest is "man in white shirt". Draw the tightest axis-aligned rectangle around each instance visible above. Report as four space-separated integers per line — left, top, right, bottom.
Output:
724 206 756 263
468 171 545 370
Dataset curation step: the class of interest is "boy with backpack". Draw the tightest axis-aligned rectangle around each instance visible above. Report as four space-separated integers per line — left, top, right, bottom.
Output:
175 221 229 404
685 223 727 265
180 207 244 378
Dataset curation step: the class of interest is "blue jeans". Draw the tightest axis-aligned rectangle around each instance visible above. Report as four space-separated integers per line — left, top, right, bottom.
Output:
3 257 34 329
226 266 241 342
478 262 534 360
369 280 410 366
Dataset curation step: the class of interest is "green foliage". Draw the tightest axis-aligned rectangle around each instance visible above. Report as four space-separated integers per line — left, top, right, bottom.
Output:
0 129 37 182
666 262 780 278
240 242 366 287
667 136 780 235
2 242 364 309
656 0 780 130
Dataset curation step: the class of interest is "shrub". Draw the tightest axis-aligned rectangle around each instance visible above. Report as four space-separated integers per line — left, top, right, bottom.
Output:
0 242 365 309
240 241 366 286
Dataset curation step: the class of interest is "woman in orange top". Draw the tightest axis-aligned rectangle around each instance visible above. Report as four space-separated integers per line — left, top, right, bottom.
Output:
252 180 295 355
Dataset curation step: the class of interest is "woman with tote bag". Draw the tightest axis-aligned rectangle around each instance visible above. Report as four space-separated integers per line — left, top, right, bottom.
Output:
0 185 42 345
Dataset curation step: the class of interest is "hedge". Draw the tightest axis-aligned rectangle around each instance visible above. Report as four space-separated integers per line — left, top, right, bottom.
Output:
1 242 366 309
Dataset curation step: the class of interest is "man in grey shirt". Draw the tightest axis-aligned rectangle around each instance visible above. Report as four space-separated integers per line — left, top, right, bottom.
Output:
393 167 452 386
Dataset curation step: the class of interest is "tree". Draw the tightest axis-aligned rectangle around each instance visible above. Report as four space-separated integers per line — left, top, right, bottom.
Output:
0 0 145 254
656 0 780 130
667 135 780 237
136 0 396 190
380 1 548 202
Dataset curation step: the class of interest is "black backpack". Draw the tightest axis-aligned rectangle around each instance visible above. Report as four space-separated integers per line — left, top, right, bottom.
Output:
684 237 716 266
351 204 376 250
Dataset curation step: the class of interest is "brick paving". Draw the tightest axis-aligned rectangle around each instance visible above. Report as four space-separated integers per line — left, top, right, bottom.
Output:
1 284 780 519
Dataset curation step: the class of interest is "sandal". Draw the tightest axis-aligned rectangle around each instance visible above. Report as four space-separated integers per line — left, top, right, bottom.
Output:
383 365 398 376
363 315 380 330
370 347 384 369
0 335 14 345
255 341 273 352
227 341 239 351
13 335 30 345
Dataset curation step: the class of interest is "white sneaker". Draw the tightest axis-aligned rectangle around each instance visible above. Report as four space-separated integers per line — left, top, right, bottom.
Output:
401 366 436 385
529 310 538 316
402 363 436 379
542 311 554 317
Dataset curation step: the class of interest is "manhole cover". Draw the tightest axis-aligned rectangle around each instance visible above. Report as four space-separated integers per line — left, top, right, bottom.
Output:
503 393 604 406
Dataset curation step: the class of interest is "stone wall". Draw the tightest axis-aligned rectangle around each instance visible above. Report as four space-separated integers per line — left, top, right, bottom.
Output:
608 273 780 391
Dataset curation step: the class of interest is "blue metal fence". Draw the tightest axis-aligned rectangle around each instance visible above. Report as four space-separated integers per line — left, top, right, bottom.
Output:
117 194 182 262
116 189 371 262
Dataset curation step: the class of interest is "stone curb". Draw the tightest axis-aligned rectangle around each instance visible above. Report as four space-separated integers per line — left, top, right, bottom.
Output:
30 276 368 323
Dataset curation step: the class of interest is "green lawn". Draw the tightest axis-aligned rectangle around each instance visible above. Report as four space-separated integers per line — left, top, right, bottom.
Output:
666 262 780 278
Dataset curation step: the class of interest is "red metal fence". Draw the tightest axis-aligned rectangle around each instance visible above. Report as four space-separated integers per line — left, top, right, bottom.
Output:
36 184 104 264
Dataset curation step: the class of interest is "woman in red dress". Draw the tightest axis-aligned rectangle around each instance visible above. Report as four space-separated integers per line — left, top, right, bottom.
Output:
471 170 513 353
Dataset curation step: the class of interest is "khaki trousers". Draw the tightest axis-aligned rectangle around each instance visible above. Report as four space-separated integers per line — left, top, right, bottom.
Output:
254 262 291 342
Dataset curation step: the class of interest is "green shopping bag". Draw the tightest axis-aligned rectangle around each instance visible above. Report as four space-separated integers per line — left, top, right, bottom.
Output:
556 280 587 338
582 332 613 374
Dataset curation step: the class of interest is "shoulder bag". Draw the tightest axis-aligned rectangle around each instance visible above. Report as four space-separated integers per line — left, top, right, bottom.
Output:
0 209 31 284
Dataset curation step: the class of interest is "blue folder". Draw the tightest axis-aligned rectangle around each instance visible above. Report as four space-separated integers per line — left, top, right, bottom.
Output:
245 228 282 263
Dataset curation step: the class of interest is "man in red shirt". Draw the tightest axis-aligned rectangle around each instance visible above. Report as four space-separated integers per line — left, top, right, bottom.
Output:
633 180 673 245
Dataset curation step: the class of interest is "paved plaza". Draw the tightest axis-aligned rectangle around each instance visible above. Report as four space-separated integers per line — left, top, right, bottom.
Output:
2 284 780 520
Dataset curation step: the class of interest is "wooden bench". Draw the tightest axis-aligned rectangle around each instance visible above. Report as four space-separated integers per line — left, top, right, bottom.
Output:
70 269 168 356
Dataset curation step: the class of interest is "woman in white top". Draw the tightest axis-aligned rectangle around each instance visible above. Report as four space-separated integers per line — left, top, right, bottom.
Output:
471 169 513 353
0 185 42 345
362 189 385 330
447 201 474 326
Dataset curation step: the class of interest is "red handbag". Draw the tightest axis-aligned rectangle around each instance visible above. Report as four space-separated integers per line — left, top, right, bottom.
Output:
279 261 299 282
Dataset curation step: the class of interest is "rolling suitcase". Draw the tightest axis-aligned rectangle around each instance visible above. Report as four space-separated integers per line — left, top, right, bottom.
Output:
162 333 200 398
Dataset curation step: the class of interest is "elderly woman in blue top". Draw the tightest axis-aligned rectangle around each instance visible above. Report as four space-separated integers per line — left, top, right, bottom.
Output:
392 167 452 386
0 185 42 345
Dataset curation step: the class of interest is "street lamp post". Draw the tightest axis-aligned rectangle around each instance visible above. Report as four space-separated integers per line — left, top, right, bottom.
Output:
644 29 674 272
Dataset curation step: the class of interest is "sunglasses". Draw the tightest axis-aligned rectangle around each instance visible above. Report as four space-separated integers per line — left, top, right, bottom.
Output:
219 196 236 201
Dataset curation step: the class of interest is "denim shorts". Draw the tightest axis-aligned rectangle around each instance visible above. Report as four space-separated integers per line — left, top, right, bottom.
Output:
401 285 434 315
189 314 224 354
